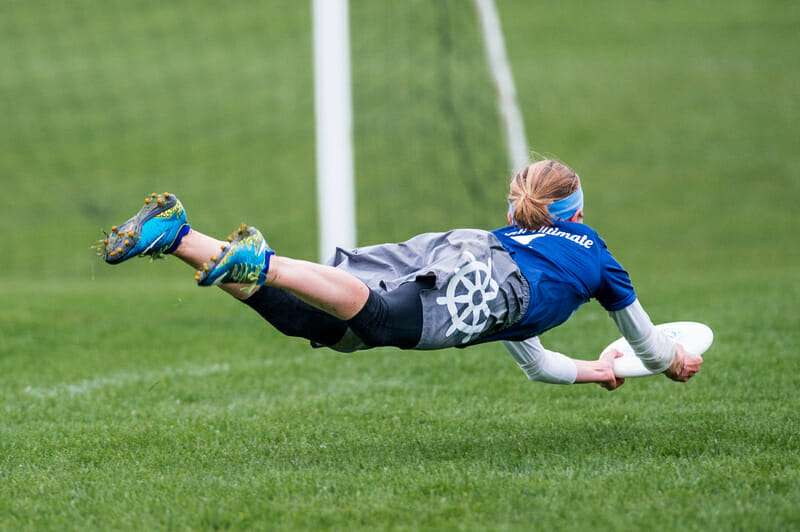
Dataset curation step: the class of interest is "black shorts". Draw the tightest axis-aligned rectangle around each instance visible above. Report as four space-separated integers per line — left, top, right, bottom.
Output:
243 278 432 350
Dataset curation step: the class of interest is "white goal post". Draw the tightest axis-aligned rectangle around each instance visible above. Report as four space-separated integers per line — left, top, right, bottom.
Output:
312 0 528 260
313 0 356 261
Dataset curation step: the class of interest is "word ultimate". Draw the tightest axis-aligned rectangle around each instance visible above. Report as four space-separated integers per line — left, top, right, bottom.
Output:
534 226 594 249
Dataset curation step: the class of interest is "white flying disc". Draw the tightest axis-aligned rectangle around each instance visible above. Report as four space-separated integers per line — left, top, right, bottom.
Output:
600 321 713 378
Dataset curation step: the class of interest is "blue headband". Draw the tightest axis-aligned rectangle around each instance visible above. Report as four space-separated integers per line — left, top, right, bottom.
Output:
547 186 583 221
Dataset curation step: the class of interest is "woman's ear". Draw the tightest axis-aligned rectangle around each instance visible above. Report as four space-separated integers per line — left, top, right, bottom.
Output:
567 209 584 223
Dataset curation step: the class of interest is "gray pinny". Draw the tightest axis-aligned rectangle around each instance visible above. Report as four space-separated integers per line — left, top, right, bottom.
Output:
324 229 529 352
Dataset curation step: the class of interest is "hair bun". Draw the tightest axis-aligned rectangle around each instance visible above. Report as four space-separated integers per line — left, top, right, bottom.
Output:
508 159 580 230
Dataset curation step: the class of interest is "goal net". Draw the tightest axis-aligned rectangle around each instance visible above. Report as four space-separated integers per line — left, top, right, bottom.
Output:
1 1 523 273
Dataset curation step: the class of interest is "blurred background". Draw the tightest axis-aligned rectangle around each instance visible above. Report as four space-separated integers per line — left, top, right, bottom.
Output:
1 0 798 286
1 2 798 527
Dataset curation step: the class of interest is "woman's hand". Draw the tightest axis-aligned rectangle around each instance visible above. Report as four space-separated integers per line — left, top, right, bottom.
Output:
597 349 626 391
664 343 703 382
574 350 626 390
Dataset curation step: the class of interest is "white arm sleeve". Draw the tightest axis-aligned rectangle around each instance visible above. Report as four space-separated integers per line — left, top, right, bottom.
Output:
608 298 676 373
502 337 577 385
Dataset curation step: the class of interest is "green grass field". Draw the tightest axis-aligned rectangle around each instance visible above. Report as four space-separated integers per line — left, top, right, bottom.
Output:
1 0 799 529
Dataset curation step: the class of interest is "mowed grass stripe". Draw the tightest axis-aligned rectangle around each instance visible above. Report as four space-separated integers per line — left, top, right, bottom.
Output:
2 278 798 529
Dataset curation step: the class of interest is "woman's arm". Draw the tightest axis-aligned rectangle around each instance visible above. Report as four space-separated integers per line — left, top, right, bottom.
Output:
608 299 703 381
502 337 625 390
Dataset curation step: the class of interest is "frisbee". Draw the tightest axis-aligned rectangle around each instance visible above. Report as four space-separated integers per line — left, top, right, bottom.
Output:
600 321 713 378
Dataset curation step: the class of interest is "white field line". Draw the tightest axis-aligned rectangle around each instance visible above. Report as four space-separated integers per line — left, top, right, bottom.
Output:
474 0 530 173
22 363 231 399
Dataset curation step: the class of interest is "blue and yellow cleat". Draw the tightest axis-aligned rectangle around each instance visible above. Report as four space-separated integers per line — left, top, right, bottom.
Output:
195 224 274 289
98 192 190 264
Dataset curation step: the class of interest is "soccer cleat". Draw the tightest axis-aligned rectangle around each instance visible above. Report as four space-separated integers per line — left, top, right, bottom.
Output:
196 224 274 289
97 192 190 264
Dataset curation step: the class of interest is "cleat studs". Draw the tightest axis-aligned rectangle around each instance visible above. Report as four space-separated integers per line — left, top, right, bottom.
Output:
157 198 163 205
103 239 108 244
194 275 200 281
118 232 124 236
145 198 151 204
117 247 123 253
128 231 134 237
111 226 117 231
110 251 116 256
220 245 226 250
163 192 170 198
151 193 157 198
227 237 233 242
124 240 130 245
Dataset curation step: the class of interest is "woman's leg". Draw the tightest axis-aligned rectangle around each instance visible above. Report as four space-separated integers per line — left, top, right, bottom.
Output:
173 229 351 345
173 229 370 318
171 229 255 299
263 256 370 320
243 286 349 346
173 227 423 349
97 195 371 346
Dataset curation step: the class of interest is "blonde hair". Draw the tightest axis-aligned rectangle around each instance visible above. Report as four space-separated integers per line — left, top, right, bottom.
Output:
508 159 580 230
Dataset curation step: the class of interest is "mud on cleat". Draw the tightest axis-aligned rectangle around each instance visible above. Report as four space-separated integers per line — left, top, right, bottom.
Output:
97 192 190 264
196 224 274 290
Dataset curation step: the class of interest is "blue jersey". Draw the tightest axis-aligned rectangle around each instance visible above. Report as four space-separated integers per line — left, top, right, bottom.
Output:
478 222 637 343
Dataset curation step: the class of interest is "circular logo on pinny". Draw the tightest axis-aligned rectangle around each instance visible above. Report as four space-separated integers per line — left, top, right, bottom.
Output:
436 252 499 344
